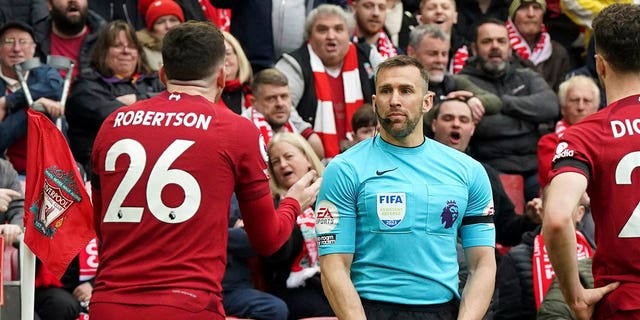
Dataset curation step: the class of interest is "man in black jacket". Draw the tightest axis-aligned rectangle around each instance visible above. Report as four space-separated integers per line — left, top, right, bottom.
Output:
457 18 558 201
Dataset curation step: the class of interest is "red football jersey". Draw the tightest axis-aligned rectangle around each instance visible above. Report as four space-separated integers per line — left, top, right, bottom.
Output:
90 91 274 317
550 94 640 310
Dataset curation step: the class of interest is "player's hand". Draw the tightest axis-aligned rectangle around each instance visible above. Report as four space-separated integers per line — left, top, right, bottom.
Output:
570 282 619 320
116 93 137 105
0 188 21 213
525 197 543 224
34 97 65 118
284 171 322 212
0 224 22 247
72 282 93 302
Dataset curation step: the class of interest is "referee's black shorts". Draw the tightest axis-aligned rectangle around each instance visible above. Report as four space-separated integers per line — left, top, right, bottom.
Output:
361 298 459 320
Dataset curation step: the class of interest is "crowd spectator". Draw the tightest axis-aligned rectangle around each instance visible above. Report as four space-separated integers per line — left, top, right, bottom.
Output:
66 20 164 175
136 0 184 72
33 0 106 78
430 98 540 247
276 4 383 159
220 31 252 115
537 75 599 189
212 0 347 72
506 0 570 91
265 132 334 320
418 0 466 66
0 21 64 174
383 0 418 52
457 18 558 201
352 0 398 58
243 68 324 159
406 24 502 133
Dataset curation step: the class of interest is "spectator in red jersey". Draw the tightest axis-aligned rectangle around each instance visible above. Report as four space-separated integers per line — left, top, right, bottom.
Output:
65 20 164 177
88 21 321 320
265 132 335 320
33 0 106 79
137 0 184 72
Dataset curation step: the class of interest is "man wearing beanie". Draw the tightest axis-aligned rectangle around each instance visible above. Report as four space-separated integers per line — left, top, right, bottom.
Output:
137 0 184 72
506 0 570 91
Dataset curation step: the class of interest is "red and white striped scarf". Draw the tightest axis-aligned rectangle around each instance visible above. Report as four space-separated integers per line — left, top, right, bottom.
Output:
532 231 593 309
286 206 320 288
246 106 295 145
506 18 552 66
376 31 398 59
309 43 364 158
353 30 397 59
450 44 469 74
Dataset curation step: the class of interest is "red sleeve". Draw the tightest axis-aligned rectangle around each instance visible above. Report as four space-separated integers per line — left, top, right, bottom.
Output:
239 195 300 256
537 133 557 189
300 127 314 139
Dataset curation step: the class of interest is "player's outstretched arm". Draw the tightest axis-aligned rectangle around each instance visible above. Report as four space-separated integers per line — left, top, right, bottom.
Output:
240 171 321 256
320 253 366 320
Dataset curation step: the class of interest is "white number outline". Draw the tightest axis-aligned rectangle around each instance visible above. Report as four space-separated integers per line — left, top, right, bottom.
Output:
103 139 201 224
615 151 640 238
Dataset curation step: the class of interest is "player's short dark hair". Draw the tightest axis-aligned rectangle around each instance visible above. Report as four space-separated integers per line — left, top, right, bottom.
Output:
251 68 288 96
593 4 640 73
352 104 377 132
162 21 225 81
375 55 429 93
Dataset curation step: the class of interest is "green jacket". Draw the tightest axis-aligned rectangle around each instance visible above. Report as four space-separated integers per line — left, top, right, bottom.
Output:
537 258 593 320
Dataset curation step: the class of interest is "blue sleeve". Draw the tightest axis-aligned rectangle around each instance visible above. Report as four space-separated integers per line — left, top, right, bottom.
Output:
0 109 27 152
460 162 496 248
316 157 358 255
6 65 63 112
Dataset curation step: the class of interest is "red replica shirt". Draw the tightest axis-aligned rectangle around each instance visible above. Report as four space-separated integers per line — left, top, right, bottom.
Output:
550 94 640 311
90 91 298 318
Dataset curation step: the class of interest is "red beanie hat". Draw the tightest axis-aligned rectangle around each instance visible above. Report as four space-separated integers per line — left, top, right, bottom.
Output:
138 0 156 17
144 0 185 31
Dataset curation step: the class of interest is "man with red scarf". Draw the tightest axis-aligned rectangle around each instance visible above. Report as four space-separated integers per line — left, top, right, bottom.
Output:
352 0 398 58
276 4 383 159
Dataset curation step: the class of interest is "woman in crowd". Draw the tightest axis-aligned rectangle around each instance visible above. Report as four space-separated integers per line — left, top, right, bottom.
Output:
66 20 164 175
220 31 252 115
136 0 184 71
265 132 334 320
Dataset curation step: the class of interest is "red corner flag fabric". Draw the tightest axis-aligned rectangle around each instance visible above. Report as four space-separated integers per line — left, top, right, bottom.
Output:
24 109 95 279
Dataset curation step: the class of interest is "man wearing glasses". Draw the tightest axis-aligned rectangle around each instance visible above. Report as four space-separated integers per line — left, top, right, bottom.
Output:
0 21 64 175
